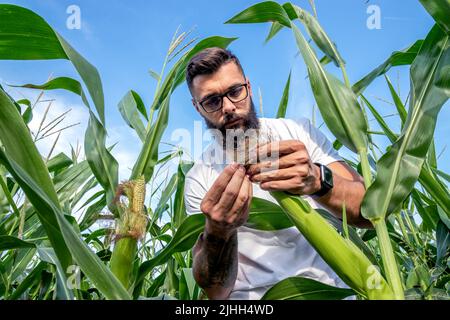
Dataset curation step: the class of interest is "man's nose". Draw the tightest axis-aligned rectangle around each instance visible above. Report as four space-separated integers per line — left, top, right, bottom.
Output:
222 96 236 115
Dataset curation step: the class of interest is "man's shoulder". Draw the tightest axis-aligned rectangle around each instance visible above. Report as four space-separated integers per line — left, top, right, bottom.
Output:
259 117 314 140
260 116 311 129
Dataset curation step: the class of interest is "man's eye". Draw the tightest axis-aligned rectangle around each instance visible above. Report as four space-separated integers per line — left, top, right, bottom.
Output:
204 96 221 108
228 87 243 98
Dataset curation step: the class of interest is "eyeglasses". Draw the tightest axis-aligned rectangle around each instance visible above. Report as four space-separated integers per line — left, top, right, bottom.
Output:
197 83 249 113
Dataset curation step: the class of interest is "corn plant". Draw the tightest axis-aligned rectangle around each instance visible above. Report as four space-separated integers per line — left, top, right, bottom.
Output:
225 0 449 300
0 1 449 301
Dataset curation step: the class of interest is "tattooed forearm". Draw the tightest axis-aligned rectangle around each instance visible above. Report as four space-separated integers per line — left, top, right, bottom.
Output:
192 229 238 299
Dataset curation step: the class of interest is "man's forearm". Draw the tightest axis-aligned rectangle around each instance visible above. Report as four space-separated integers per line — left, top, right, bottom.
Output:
192 228 238 299
315 172 371 228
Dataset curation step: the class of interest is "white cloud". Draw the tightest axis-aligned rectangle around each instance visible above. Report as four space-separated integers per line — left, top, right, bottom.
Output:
26 93 88 160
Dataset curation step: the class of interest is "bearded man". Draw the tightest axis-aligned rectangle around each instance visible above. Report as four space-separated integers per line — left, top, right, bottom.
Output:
183 47 370 300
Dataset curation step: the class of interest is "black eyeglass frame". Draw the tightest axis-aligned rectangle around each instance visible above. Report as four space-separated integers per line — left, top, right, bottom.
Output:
197 83 249 113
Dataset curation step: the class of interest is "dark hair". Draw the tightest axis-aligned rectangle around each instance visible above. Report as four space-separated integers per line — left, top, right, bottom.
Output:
185 47 245 95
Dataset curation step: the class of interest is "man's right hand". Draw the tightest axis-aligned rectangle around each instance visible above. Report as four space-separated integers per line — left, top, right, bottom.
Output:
200 163 253 239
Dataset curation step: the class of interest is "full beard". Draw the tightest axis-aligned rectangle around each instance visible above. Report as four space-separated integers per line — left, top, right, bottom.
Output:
204 98 260 151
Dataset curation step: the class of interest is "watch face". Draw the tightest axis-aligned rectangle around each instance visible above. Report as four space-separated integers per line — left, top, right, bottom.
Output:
323 165 334 188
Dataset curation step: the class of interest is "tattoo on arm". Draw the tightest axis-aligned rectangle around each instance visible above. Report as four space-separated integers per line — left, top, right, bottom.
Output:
193 230 238 291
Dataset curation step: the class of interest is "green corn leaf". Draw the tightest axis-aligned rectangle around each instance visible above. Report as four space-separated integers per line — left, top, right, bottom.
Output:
0 87 72 270
0 4 105 124
361 24 449 221
179 268 199 300
70 175 98 210
435 169 450 183
173 161 194 229
265 21 284 43
133 213 205 297
37 247 74 300
12 77 93 114
0 236 35 251
136 214 205 285
385 76 408 125
276 70 291 118
419 164 450 217
80 195 106 231
363 94 450 217
0 149 131 300
282 3 346 68
228 2 346 68
261 276 355 300
153 173 178 220
353 40 424 95
84 112 119 213
131 90 148 120
411 189 440 231
224 1 291 27
131 95 170 182
290 23 368 153
7 262 46 300
145 270 167 298
419 0 450 34
47 153 73 173
53 160 91 203
148 69 161 82
245 197 293 230
361 95 398 143
118 91 148 141
22 106 33 124
436 220 450 266
16 98 31 109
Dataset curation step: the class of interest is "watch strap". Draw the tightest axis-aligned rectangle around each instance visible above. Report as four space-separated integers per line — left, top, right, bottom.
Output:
312 163 333 197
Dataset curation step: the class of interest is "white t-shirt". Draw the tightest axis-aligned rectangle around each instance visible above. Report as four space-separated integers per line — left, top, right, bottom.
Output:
184 117 347 300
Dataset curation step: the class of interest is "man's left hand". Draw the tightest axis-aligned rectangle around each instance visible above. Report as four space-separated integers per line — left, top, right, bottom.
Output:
246 140 322 195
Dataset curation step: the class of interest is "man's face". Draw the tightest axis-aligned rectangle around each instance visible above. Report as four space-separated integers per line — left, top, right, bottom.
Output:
190 61 259 138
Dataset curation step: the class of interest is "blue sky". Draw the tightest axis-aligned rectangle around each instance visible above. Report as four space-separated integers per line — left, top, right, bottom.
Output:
0 0 448 184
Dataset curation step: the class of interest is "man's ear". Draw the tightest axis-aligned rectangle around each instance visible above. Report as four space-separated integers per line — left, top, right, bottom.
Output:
192 98 200 113
247 78 253 98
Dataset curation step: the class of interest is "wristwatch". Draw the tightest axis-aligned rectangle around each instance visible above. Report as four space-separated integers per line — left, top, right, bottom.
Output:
312 163 333 197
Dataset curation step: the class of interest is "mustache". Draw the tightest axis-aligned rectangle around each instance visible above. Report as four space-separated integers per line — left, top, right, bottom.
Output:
223 114 242 126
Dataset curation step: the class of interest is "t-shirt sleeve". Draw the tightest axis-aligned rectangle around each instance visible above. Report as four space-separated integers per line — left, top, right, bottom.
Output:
292 118 343 166
183 163 208 215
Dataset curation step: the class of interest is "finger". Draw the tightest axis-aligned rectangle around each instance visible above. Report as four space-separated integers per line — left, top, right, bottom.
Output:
246 152 308 176
216 165 246 211
260 178 301 192
250 167 299 183
251 140 305 163
203 163 240 206
226 176 251 223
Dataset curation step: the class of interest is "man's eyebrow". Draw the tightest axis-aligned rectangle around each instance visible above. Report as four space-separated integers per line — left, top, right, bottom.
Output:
199 82 243 101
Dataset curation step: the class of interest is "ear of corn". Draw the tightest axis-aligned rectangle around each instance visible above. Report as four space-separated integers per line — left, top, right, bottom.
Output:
110 176 147 289
270 191 395 300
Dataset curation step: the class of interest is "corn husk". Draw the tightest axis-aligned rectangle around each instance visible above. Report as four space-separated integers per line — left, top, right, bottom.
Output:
270 191 394 299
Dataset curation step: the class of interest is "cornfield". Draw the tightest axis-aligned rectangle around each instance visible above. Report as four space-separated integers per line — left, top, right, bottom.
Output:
0 0 449 301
